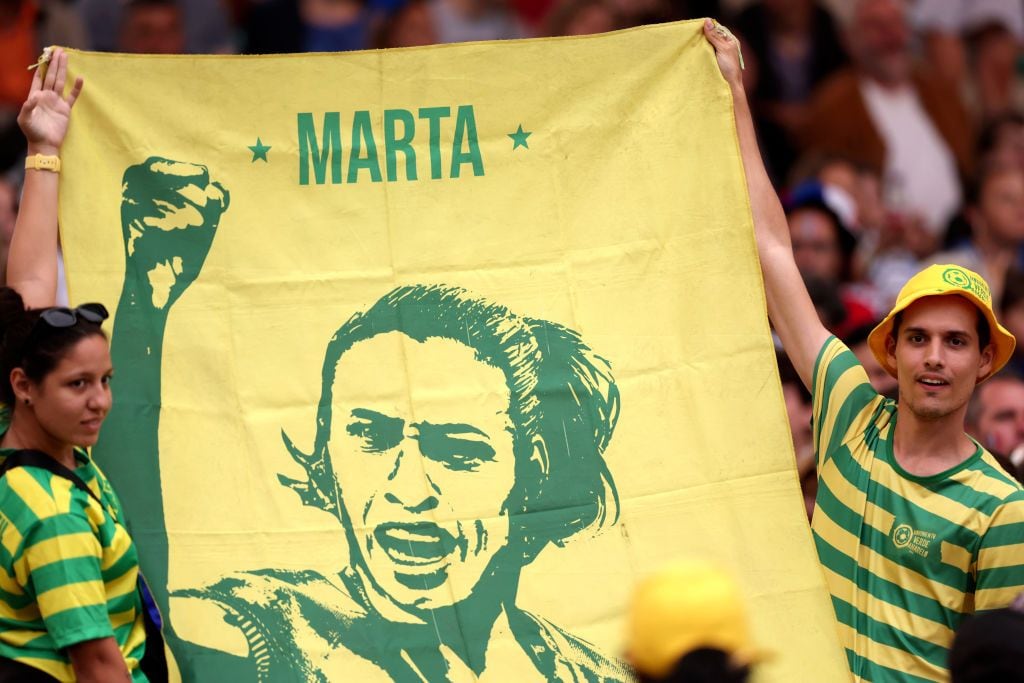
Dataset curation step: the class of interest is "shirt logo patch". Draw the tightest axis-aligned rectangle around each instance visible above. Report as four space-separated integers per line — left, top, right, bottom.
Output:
892 523 936 557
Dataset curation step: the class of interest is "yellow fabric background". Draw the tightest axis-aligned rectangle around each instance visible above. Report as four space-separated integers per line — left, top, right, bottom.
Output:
58 20 849 682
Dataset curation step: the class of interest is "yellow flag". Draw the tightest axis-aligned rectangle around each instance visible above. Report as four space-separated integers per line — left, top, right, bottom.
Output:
59 21 849 682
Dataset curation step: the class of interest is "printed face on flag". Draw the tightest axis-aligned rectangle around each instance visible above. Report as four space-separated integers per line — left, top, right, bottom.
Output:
328 332 519 610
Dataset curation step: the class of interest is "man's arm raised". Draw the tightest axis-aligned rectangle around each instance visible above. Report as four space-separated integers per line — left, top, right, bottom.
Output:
703 20 830 390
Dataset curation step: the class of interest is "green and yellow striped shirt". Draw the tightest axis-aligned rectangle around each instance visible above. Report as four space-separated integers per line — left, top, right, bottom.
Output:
0 416 147 682
811 337 1024 682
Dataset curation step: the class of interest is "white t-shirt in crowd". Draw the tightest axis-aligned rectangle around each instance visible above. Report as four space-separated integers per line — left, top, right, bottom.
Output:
859 77 962 235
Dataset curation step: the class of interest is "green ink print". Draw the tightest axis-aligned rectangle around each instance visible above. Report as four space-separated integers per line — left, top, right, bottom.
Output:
418 106 451 180
105 157 629 681
98 157 232 682
298 112 342 185
384 109 417 182
348 110 382 184
249 137 271 163
179 285 628 680
450 105 484 178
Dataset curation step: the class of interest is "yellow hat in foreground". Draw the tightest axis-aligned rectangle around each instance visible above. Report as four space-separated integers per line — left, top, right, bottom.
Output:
868 264 1016 383
626 560 767 678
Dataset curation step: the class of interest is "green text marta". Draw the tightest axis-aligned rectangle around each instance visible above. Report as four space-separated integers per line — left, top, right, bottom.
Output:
297 106 485 185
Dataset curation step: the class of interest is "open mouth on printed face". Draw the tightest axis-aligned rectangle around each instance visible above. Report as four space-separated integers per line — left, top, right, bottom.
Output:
374 522 461 568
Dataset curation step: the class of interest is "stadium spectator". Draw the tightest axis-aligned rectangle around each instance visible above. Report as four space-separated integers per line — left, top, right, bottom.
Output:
118 0 187 55
966 373 1024 483
544 0 621 36
243 0 375 53
80 0 234 53
786 154 891 306
427 0 525 43
374 0 438 47
732 0 848 182
911 0 1024 122
977 112 1024 171
625 560 762 683
786 187 852 277
785 181 876 337
932 162 1024 307
1000 269 1024 375
802 0 972 241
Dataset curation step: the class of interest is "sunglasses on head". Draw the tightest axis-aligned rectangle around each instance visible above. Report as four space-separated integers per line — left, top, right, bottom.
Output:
34 303 110 330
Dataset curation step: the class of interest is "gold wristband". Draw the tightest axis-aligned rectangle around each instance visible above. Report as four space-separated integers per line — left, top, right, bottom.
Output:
25 154 60 173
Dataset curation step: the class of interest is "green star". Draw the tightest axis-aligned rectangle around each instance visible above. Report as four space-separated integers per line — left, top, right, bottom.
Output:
248 137 271 162
508 125 532 150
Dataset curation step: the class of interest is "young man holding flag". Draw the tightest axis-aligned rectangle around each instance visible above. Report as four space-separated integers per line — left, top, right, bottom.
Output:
705 19 1024 683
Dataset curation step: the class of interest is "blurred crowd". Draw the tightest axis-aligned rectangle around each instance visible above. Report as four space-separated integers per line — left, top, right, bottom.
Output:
3 0 1024 497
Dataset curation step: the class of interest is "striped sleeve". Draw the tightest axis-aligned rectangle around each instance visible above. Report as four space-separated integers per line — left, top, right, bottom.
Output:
18 511 114 649
810 337 879 468
975 491 1024 611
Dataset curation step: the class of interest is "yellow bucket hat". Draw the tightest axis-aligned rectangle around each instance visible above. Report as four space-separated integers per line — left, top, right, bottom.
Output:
867 264 1016 382
625 560 768 678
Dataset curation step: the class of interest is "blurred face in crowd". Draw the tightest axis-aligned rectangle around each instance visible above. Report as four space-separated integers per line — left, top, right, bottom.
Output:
971 377 1024 456
971 169 1024 246
789 207 842 282
562 2 617 36
849 0 912 85
381 0 437 47
1003 301 1024 360
984 120 1024 172
301 0 366 26
119 4 185 54
974 25 1018 105
606 0 661 23
855 170 886 232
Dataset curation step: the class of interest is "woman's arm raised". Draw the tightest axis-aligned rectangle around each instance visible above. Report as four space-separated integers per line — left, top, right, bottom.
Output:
8 48 82 308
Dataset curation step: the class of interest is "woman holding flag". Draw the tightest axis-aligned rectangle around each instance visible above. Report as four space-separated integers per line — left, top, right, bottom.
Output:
0 49 153 683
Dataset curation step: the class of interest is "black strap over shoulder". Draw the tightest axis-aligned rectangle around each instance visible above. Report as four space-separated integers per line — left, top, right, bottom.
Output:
0 449 102 507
